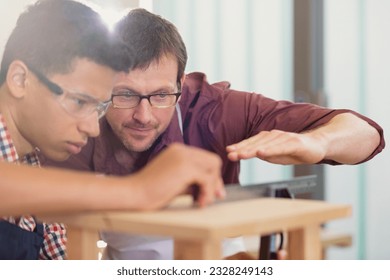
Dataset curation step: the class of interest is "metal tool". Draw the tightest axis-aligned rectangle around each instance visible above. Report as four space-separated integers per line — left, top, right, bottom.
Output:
223 174 317 202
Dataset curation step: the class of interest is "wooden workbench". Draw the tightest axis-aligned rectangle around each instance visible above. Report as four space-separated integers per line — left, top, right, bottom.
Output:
41 196 351 260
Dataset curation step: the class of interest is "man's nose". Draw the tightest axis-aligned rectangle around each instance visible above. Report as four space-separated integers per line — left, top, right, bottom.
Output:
132 99 152 124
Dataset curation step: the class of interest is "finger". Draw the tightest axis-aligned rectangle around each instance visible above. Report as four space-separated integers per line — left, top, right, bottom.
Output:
242 130 307 158
226 134 263 152
228 131 286 160
256 154 303 165
255 132 315 160
196 182 215 207
214 176 226 199
194 168 224 207
255 136 313 164
227 137 264 161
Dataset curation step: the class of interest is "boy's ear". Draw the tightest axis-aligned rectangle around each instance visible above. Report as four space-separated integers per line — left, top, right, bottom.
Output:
6 60 29 98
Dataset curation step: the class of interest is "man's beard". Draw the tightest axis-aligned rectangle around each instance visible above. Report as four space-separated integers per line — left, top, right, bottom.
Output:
120 133 160 153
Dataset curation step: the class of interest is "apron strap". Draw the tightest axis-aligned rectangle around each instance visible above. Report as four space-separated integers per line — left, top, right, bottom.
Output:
0 220 44 260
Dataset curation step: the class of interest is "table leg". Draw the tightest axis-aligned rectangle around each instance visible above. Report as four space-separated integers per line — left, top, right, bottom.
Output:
287 224 322 259
66 227 99 260
174 239 222 260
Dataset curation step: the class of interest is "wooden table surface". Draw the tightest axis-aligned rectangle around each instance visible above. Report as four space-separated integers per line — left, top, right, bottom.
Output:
40 196 351 260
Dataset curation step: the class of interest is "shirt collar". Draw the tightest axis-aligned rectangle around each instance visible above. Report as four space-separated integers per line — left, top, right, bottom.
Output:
0 113 40 166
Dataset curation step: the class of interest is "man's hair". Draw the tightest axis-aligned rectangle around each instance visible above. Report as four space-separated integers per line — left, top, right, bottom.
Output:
0 0 133 85
114 8 187 87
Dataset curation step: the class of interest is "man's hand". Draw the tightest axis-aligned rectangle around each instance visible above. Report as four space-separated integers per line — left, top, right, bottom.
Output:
226 113 381 165
226 129 326 165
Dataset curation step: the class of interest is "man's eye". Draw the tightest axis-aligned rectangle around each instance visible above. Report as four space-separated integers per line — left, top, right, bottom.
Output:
155 93 168 99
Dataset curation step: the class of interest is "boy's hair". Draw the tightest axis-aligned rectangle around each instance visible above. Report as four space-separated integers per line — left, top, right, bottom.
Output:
114 8 187 87
0 0 133 85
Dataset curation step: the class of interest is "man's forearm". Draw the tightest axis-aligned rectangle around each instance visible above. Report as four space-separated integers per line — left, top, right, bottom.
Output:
308 113 380 164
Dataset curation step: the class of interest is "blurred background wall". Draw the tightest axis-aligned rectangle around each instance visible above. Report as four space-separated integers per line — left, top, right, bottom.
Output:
1 0 388 259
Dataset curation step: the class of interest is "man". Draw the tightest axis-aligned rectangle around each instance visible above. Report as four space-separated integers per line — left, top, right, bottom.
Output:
0 1 224 260
45 8 385 259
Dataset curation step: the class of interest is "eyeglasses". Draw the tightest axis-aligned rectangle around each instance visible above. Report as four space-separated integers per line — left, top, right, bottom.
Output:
111 91 181 109
27 65 111 119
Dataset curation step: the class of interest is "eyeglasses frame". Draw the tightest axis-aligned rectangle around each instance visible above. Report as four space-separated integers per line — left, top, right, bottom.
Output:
26 64 111 119
111 91 182 109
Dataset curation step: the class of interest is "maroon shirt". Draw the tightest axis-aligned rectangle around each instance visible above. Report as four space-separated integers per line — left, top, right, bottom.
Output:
42 72 385 184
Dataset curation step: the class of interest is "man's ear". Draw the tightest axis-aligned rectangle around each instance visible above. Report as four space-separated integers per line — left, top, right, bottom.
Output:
180 74 186 89
177 74 186 102
6 60 29 98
